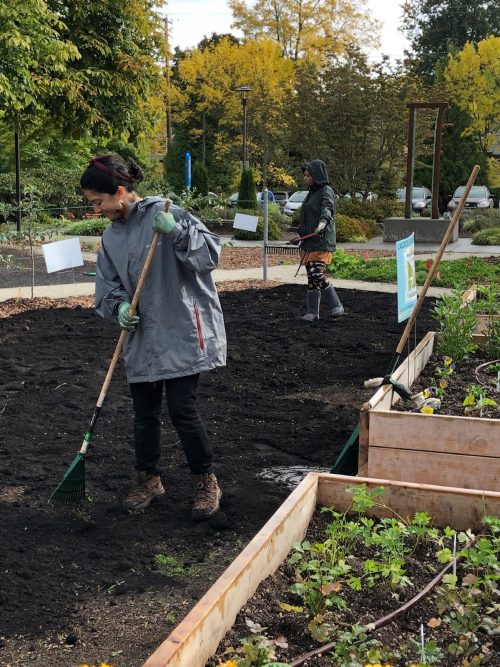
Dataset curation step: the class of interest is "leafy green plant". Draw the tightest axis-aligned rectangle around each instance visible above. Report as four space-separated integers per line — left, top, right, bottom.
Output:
463 384 497 416
223 619 289 667
475 283 500 357
328 248 362 274
154 553 185 576
433 291 478 363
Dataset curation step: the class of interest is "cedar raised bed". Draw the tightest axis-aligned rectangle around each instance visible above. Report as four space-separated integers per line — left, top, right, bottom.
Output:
358 331 500 491
143 473 500 667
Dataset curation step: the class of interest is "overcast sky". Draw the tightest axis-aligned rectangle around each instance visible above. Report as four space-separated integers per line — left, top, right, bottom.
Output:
166 0 410 62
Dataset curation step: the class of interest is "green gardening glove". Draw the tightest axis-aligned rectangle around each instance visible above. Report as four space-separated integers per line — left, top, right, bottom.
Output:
153 211 177 234
118 302 140 332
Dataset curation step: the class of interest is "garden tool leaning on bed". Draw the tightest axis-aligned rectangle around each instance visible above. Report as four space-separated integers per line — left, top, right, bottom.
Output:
331 164 481 475
50 200 172 503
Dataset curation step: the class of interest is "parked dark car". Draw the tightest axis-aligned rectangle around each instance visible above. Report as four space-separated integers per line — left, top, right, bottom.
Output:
396 187 432 213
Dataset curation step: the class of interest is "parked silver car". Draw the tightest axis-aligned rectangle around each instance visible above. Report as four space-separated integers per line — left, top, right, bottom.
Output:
283 190 308 217
396 187 432 213
447 185 495 212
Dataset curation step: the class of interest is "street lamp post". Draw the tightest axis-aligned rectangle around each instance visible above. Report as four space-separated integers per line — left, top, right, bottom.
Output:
235 86 252 170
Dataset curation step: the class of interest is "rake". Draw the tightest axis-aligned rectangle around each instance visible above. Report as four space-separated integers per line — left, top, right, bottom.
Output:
331 165 481 475
50 200 171 503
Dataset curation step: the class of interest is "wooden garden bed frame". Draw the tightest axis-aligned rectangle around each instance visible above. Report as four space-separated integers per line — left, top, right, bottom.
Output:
143 472 500 667
358 331 499 490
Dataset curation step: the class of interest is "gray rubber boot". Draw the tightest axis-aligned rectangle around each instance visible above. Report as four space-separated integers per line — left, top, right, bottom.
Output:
301 290 321 321
322 284 344 318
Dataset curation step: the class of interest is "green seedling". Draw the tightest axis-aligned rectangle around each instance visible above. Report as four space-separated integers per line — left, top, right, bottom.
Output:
463 383 497 416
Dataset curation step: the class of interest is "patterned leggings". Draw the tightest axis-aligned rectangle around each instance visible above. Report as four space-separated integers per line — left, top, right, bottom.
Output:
306 261 330 290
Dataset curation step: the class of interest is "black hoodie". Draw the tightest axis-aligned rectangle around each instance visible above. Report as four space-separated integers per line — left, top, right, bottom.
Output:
298 159 336 252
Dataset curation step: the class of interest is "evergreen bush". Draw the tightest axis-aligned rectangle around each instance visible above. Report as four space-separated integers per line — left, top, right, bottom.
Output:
237 168 258 211
191 161 209 196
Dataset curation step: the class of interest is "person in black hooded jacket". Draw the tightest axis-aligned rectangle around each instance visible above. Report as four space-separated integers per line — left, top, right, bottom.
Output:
297 159 344 321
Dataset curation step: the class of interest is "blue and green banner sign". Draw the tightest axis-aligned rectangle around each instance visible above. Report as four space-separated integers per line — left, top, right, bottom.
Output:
396 233 417 322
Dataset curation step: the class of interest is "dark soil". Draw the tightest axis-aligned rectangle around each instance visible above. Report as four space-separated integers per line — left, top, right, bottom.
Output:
0 283 437 667
207 509 500 667
0 246 96 287
394 353 500 419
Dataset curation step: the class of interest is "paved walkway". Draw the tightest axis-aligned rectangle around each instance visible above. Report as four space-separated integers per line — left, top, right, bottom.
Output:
1 235 497 303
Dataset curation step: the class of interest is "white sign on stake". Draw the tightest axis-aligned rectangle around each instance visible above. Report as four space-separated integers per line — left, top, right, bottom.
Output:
42 238 84 274
233 212 258 232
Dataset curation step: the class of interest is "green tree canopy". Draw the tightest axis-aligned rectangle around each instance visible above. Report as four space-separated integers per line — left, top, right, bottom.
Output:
402 0 500 80
0 0 79 122
46 0 167 139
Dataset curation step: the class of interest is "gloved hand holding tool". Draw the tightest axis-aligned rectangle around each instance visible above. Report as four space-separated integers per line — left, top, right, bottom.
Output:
314 220 326 234
153 210 177 235
50 200 172 503
118 302 140 332
288 231 320 245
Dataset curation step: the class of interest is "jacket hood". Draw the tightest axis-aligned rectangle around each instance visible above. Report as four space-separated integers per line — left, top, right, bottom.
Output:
302 160 330 186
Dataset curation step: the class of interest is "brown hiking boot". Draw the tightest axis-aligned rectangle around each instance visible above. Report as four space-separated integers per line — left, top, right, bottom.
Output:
191 473 222 521
123 471 165 511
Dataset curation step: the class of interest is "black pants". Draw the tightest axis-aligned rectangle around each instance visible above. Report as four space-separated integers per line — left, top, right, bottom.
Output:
129 374 212 476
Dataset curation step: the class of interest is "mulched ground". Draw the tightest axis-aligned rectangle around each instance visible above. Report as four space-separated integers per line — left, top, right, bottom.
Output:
0 248 438 667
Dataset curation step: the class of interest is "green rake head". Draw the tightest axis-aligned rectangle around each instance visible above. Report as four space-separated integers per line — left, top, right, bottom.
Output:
50 452 86 504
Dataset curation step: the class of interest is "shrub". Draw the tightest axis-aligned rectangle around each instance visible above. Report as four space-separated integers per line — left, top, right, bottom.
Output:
462 210 500 234
64 218 109 236
237 168 258 211
337 197 403 223
433 292 478 362
232 216 281 240
336 214 381 242
472 227 500 245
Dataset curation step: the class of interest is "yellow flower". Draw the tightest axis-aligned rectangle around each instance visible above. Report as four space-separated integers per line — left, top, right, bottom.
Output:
217 660 238 667
421 404 434 414
443 356 453 366
439 379 447 388
423 388 431 398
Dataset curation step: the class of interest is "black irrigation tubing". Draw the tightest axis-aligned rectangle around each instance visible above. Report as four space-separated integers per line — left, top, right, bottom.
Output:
288 535 479 667
475 359 500 386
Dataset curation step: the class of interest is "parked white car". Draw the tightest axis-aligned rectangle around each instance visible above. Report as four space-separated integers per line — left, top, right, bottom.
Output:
447 185 495 212
283 190 308 217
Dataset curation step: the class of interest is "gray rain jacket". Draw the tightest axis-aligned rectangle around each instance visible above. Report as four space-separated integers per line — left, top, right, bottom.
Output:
95 197 227 383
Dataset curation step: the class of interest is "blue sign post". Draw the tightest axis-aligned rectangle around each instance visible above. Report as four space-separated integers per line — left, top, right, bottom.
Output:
185 151 192 191
396 233 417 322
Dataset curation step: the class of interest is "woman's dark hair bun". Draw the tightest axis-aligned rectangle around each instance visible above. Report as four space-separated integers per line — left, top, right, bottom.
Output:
127 159 144 183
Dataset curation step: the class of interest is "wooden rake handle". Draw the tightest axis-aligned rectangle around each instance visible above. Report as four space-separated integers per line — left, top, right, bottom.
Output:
395 165 480 356
97 199 172 405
